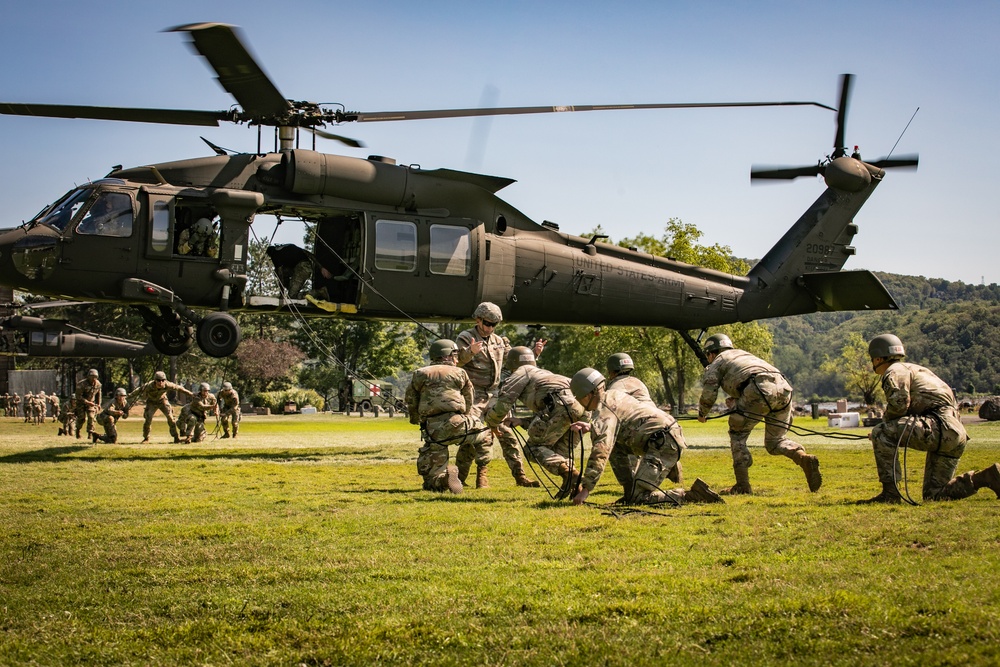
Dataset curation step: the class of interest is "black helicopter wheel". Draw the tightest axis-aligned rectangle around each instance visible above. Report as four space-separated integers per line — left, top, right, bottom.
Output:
151 323 194 356
196 312 242 357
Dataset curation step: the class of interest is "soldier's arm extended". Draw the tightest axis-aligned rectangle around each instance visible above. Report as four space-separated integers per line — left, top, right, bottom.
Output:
697 360 723 419
485 369 530 427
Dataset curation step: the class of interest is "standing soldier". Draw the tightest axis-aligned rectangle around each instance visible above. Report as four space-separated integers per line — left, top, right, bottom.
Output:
74 369 103 439
217 382 241 438
456 301 543 488
33 391 46 425
185 383 219 443
59 397 76 436
126 371 194 443
862 334 1000 503
485 348 586 498
2 393 9 416
568 368 723 506
405 339 492 495
12 392 21 419
92 388 129 444
23 391 33 422
697 333 822 495
49 393 60 422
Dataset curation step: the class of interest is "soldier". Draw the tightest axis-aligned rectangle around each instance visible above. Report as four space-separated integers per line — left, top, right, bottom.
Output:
217 381 241 438
485 348 586 498
74 369 103 438
456 301 543 488
697 333 822 495
49 392 60 421
12 392 21 419
23 391 33 422
58 396 76 436
126 370 194 443
32 391 46 425
176 402 196 442
405 339 492 494
184 383 219 443
862 334 1000 503
177 213 219 257
92 388 129 444
568 368 723 506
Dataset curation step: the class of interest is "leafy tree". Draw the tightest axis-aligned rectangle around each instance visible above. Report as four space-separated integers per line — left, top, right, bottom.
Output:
232 338 305 394
819 332 884 406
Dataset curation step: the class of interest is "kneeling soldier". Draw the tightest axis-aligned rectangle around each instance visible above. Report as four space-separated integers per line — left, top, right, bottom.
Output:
93 388 129 444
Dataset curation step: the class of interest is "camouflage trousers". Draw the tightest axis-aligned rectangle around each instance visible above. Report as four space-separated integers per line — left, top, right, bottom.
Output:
871 409 968 500
220 407 241 435
628 425 685 505
461 389 521 473
418 412 492 491
95 412 121 444
728 373 804 468
74 407 99 436
176 405 194 438
143 402 179 440
523 390 587 476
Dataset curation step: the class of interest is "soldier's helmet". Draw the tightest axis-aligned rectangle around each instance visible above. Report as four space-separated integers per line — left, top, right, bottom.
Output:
222 382 233 390
606 353 634 374
868 333 905 360
88 368 100 378
199 382 211 392
429 339 459 360
505 346 537 371
703 333 734 355
39 390 46 396
153 371 167 381
116 387 127 396
472 302 503 323
570 368 605 402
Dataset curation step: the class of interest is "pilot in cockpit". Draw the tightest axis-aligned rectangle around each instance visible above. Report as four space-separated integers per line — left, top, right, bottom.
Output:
76 193 133 237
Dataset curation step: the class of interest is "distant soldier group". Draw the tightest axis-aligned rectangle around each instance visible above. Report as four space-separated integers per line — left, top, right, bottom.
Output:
3 391 60 423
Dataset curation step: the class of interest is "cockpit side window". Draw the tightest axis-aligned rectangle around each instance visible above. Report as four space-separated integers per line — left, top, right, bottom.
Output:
33 188 90 232
76 192 134 238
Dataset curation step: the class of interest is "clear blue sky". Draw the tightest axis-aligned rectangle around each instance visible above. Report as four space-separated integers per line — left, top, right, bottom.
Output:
2 1 997 284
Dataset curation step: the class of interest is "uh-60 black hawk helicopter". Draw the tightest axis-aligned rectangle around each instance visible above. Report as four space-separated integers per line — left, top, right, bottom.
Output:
0 23 917 360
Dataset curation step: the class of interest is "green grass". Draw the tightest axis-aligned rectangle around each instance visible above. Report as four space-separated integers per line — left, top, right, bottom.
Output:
2 413 999 666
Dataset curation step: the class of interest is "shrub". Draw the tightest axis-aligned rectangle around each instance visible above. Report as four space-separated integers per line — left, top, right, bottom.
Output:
252 388 325 412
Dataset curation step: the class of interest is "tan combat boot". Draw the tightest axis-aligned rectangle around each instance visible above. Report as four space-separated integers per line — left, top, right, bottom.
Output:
722 464 752 495
972 463 1000 498
555 466 581 500
792 451 823 492
512 461 540 487
476 465 489 489
858 482 903 504
684 478 725 504
456 461 471 486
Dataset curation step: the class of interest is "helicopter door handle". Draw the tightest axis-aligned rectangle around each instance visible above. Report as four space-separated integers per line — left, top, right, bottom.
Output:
687 294 718 304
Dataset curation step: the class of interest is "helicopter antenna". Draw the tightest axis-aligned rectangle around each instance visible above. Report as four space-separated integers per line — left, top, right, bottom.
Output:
884 107 920 161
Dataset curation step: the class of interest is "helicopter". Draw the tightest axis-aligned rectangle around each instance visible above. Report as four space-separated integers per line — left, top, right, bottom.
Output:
0 23 917 359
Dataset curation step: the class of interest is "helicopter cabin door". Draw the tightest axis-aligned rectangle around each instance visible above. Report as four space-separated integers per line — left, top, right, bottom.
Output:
360 214 477 319
60 188 139 294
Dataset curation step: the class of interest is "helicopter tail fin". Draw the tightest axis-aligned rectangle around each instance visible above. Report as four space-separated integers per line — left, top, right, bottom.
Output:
738 175 898 321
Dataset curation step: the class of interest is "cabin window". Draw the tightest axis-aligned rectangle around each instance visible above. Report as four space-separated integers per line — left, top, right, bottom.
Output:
151 201 171 252
374 219 417 271
76 192 134 238
429 225 471 276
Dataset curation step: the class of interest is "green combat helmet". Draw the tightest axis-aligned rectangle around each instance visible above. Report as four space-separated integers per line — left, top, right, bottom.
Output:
606 352 634 374
703 333 734 355
472 302 503 323
868 333 905 359
429 339 459 360
570 367 605 402
154 371 167 381
505 346 536 371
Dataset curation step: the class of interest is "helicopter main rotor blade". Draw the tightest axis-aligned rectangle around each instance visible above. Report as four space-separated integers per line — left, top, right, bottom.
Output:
304 127 366 149
833 73 854 156
0 102 230 126
750 164 824 181
869 154 919 169
168 23 291 119
346 100 836 123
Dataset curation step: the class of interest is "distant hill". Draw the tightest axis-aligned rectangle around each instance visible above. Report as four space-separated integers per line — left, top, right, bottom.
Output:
766 273 1000 399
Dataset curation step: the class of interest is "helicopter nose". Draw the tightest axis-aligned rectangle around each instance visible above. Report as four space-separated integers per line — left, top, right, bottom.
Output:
0 227 59 289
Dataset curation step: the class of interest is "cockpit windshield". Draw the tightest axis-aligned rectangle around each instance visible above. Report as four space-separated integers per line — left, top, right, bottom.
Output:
31 187 91 232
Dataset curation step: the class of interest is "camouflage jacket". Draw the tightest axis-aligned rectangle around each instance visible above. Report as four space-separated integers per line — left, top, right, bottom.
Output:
456 327 510 393
74 379 103 410
99 398 129 420
881 361 962 421
607 374 653 404
698 349 784 418
581 389 685 492
405 362 474 423
190 393 218 418
217 388 240 412
485 366 574 427
127 381 190 407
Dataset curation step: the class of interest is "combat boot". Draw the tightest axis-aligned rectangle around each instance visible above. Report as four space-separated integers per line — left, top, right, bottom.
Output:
790 451 823 492
91 432 100 444
221 431 230 439
858 482 903 504
666 461 683 485
446 465 463 495
57 428 64 436
555 466 581 500
512 461 540 487
972 463 1000 498
476 465 489 489
684 478 725 504
456 461 471 486
722 464 752 495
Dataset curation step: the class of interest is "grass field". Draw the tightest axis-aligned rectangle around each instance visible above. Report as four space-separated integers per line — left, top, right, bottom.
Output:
2 412 999 666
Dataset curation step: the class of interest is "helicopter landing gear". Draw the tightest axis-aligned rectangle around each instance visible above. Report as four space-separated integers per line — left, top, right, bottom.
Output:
196 312 241 358
135 306 194 356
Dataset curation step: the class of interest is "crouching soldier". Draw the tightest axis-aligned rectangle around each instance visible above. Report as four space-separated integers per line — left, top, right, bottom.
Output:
405 339 492 494
58 397 76 436
217 382 241 438
184 383 218 443
569 368 723 506
92 388 129 444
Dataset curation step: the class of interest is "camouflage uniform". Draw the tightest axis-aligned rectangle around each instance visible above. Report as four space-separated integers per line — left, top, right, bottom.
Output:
217 386 241 438
699 348 820 492
94 395 129 444
606 373 655 490
59 398 76 435
456 326 522 480
405 362 491 492
176 403 195 440
871 361 973 500
580 389 688 504
485 366 586 478
12 393 21 419
188 390 219 443
48 394 60 421
127 378 193 442
74 378 103 438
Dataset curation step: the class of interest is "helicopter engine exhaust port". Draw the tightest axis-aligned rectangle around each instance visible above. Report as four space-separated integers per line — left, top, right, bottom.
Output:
196 311 242 358
281 150 409 206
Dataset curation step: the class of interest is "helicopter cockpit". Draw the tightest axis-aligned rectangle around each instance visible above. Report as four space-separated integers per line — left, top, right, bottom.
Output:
29 179 133 236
